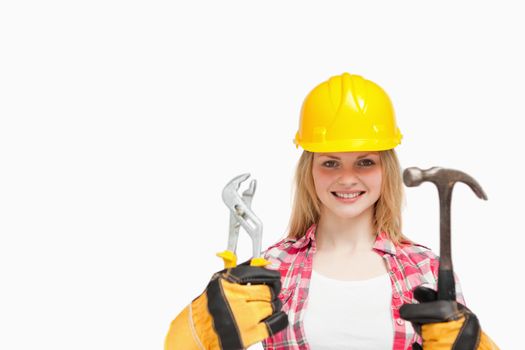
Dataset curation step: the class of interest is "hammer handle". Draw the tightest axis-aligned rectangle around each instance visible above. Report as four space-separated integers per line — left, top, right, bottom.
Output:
437 184 456 301
437 267 456 301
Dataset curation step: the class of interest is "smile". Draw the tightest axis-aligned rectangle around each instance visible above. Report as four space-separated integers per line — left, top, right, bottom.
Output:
332 191 365 199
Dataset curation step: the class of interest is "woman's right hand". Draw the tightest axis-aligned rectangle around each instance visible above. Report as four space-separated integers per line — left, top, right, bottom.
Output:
164 262 288 350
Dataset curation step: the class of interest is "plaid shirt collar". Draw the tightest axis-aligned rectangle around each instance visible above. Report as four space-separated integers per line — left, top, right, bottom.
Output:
284 223 398 256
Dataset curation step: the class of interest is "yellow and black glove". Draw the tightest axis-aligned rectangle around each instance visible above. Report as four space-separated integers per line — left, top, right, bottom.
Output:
164 263 288 350
400 286 499 350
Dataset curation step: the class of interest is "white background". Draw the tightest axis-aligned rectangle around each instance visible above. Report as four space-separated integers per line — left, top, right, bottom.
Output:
1 1 523 349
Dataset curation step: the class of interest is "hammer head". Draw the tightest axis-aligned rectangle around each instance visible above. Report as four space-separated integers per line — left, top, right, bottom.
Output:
403 166 488 200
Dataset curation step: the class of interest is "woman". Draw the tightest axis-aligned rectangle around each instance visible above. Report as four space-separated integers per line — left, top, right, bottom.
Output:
165 73 498 349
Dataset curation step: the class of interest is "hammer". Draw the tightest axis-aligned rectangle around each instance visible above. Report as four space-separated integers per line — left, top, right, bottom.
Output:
403 167 487 301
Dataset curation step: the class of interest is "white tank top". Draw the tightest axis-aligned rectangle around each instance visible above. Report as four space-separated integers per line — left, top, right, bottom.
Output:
303 270 394 349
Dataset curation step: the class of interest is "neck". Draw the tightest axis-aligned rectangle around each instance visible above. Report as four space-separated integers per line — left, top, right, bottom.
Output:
315 206 376 254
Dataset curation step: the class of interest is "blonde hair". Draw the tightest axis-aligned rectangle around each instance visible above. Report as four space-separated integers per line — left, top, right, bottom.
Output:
287 150 408 245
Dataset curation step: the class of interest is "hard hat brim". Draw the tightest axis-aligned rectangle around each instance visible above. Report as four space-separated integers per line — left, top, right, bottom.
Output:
295 136 402 153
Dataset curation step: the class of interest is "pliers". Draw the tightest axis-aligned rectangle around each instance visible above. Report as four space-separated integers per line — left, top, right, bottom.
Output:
217 173 269 268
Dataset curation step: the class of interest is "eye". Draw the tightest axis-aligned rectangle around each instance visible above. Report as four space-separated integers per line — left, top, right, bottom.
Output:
322 160 339 168
357 158 375 167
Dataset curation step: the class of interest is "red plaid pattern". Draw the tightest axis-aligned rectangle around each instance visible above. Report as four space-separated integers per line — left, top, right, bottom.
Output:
262 224 465 350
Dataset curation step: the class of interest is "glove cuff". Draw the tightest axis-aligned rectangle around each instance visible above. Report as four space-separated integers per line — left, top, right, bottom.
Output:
164 304 204 350
190 292 222 349
479 331 500 350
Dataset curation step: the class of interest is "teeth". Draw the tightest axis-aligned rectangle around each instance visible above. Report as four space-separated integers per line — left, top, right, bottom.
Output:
334 192 362 199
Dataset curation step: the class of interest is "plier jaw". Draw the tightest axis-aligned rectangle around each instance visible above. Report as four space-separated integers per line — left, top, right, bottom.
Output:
217 173 269 268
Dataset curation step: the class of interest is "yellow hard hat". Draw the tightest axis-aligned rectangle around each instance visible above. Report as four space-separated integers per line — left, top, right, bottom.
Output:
294 73 402 152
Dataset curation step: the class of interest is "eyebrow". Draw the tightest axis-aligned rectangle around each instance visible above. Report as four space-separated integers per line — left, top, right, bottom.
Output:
319 153 379 160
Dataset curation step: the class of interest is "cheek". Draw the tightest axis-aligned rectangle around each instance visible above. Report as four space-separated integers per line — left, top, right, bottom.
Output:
354 166 382 190
366 169 383 193
312 168 331 194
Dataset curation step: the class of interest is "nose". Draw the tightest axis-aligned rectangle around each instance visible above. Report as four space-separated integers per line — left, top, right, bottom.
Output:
336 167 360 186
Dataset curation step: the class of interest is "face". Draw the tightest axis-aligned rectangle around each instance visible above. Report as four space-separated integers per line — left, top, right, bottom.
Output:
312 152 382 220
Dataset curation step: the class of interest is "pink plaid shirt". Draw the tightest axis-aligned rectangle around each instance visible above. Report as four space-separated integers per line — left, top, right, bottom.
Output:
262 224 465 350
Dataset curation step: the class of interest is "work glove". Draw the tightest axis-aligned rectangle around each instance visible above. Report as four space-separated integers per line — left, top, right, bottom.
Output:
400 286 499 350
164 262 288 350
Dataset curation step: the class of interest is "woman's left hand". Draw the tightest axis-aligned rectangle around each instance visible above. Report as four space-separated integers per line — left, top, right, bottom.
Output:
400 286 499 350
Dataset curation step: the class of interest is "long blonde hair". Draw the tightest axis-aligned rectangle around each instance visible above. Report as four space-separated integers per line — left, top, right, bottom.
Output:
287 150 408 244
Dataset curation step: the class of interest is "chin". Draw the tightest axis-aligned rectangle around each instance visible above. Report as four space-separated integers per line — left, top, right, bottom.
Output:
328 208 367 220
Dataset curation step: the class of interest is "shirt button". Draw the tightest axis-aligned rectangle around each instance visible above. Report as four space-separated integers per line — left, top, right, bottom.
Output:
393 292 400 299
397 319 405 325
